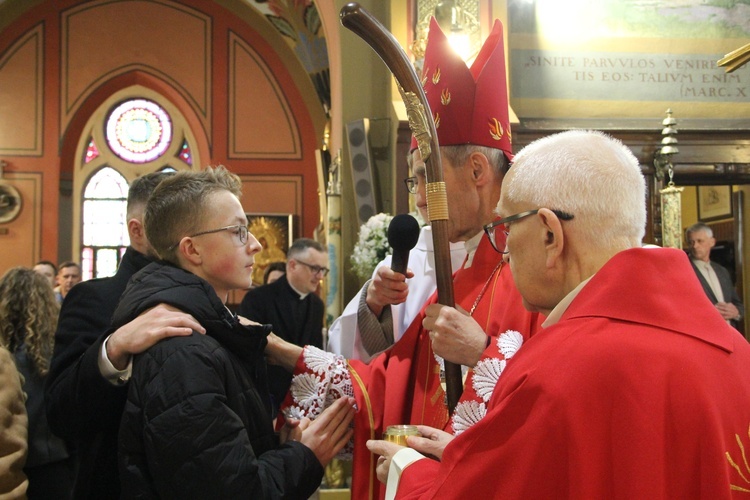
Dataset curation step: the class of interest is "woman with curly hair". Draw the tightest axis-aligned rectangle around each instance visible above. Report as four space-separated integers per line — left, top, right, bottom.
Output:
0 267 73 499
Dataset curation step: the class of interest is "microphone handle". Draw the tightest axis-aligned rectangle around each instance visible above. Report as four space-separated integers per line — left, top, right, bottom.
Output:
391 248 410 275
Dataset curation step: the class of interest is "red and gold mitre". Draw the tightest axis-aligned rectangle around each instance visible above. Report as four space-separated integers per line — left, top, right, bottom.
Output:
412 17 512 161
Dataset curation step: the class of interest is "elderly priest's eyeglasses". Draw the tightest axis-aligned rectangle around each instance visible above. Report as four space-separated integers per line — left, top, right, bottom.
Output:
483 209 575 254
167 224 249 251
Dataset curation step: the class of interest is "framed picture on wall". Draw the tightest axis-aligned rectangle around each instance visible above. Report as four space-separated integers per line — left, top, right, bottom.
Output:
246 213 295 286
697 185 733 222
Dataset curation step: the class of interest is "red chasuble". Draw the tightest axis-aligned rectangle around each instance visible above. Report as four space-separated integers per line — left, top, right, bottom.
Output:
397 247 750 499
282 236 541 499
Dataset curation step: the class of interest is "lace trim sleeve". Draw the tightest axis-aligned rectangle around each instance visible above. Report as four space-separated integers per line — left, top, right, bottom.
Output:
451 330 524 435
283 346 354 419
282 346 356 458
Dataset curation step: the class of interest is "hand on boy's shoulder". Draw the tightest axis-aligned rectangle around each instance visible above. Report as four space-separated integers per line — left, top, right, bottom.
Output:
106 304 204 370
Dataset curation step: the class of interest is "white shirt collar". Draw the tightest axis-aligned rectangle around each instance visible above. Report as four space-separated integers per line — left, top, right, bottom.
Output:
691 258 711 270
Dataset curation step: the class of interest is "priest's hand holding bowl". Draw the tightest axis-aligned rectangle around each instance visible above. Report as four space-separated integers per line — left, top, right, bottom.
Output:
366 425 455 484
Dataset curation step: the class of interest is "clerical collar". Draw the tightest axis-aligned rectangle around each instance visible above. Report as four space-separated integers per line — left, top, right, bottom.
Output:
462 231 483 269
542 275 594 328
287 280 309 300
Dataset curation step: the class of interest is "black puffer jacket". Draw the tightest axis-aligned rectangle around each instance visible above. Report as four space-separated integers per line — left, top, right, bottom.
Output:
114 262 323 499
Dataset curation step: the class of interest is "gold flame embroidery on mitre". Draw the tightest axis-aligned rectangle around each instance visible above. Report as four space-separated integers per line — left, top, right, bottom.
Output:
726 423 750 493
434 112 440 129
441 88 451 106
421 67 428 88
432 66 441 85
489 117 504 141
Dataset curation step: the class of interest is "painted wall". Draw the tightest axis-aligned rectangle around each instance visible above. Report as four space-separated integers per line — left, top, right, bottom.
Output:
0 0 326 275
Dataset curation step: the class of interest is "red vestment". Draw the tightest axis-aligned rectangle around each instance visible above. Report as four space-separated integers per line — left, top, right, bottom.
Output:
282 236 541 499
397 247 750 499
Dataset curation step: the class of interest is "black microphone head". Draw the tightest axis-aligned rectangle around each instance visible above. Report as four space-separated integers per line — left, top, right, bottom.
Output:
388 214 420 252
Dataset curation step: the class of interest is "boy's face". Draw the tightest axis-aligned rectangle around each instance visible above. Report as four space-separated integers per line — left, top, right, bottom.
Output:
191 190 261 302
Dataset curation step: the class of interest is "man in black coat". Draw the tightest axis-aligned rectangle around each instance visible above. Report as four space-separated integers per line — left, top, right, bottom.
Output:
238 238 326 414
45 171 200 499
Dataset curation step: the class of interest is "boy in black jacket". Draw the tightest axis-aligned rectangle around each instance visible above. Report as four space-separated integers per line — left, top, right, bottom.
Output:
115 165 355 498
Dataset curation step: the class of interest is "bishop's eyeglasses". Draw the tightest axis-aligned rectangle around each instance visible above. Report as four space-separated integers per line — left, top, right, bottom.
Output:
404 176 418 194
483 209 574 254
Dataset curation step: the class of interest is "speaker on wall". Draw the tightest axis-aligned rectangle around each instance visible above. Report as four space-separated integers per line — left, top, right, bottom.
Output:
346 118 378 225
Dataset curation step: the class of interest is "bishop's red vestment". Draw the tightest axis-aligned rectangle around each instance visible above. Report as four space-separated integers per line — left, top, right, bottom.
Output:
396 247 750 499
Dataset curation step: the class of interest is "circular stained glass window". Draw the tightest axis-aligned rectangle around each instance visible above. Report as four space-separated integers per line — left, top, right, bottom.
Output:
106 99 172 163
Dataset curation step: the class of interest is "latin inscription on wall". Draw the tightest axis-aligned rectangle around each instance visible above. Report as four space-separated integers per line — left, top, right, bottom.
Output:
512 51 748 102
507 0 750 120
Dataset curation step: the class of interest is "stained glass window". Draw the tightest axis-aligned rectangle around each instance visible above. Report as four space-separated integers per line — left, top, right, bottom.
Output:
177 138 193 166
81 167 130 279
106 99 172 163
84 137 100 164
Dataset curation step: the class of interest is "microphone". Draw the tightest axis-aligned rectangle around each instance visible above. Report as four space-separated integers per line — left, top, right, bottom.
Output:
387 214 421 275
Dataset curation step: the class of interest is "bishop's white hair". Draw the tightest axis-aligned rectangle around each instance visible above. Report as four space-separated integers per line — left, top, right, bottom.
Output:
504 130 646 249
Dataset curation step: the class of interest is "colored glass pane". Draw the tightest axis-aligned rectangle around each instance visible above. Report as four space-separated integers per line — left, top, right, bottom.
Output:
95 248 119 278
178 138 193 166
84 137 100 164
83 167 129 199
81 167 130 277
106 99 172 163
81 247 94 281
82 200 128 246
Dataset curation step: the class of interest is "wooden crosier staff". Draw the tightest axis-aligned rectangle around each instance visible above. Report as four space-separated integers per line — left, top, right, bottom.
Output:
340 2 463 414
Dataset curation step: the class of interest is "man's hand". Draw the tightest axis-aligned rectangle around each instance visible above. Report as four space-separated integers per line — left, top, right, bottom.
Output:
423 304 487 367
106 304 203 370
299 397 356 466
264 333 303 371
407 425 454 460
716 301 741 321
366 439 406 484
365 267 414 318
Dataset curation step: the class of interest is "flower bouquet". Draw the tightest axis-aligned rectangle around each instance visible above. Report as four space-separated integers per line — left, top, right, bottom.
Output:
351 213 393 282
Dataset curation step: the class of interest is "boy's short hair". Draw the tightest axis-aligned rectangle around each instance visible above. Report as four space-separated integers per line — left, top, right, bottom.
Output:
145 165 243 264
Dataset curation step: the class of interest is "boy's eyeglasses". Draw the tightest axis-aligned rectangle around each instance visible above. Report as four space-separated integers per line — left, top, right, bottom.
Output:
167 225 248 251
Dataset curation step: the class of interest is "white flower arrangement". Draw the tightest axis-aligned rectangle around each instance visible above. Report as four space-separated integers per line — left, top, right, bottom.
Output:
351 213 394 281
